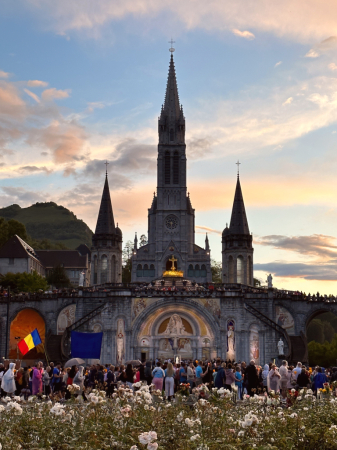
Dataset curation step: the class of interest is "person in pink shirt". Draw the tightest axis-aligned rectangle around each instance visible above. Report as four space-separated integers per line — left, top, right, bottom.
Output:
32 361 43 396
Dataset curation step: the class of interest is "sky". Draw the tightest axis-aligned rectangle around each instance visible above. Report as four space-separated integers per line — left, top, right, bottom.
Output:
1 0 337 293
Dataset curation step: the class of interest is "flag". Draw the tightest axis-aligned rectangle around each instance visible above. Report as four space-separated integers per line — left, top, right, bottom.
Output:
17 329 42 356
71 331 103 359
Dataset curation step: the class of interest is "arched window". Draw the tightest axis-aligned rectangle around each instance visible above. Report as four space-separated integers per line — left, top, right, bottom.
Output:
164 151 170 184
137 264 143 277
150 264 155 277
201 264 207 277
101 255 108 284
170 128 174 141
195 264 200 277
111 255 116 282
237 256 244 284
173 151 179 184
143 264 149 276
228 256 234 283
247 256 253 285
93 255 98 284
188 264 194 277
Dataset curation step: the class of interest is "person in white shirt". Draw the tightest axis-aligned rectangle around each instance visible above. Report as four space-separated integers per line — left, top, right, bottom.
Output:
292 362 302 380
279 360 288 399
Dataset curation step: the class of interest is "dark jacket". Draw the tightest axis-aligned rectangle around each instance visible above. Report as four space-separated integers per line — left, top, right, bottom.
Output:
245 364 259 388
214 367 225 388
297 373 309 388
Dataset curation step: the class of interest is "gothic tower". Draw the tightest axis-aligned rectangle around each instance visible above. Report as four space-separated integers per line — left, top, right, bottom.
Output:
131 52 211 282
91 171 123 285
222 174 253 285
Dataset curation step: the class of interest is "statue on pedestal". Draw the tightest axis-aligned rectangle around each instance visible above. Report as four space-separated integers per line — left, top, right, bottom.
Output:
267 274 273 288
277 338 284 356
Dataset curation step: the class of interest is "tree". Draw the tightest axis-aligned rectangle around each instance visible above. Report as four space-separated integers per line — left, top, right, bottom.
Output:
122 240 133 283
46 265 72 289
139 234 148 247
211 260 222 283
0 271 49 293
7 219 28 241
254 278 262 287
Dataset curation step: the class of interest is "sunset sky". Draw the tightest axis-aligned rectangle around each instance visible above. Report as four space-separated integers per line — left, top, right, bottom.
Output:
1 0 337 293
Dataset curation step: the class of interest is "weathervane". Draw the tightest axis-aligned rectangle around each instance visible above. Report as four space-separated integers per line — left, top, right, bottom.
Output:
169 38 175 53
236 160 241 177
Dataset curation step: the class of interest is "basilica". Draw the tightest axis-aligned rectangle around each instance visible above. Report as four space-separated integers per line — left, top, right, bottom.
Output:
1 51 317 367
91 51 253 288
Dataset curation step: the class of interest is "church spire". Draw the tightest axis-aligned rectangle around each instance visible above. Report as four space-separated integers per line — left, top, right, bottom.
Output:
229 175 250 235
158 50 185 145
94 172 116 236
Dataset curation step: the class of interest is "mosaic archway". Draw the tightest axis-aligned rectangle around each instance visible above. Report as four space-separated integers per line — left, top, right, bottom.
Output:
133 301 218 361
10 309 45 360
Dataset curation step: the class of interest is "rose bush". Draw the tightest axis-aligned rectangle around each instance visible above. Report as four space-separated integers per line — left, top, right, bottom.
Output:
0 386 337 449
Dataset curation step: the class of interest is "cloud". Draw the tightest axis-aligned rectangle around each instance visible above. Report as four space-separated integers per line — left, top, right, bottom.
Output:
80 158 133 189
86 101 106 113
329 63 337 71
195 225 221 235
282 97 293 106
232 29 255 40
274 61 282 68
0 186 47 206
19 165 53 175
41 88 70 101
0 70 11 79
256 234 337 259
23 88 40 103
26 119 87 163
254 261 337 281
22 0 337 43
305 36 337 58
110 138 156 172
27 80 49 87
187 137 215 159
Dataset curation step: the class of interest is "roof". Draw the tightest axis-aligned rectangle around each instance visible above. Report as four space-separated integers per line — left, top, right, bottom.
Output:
161 54 181 120
229 176 250 235
76 244 91 257
0 235 40 260
94 175 116 236
36 250 88 269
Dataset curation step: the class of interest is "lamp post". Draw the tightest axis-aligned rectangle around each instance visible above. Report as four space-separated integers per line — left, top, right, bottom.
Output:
5 287 10 359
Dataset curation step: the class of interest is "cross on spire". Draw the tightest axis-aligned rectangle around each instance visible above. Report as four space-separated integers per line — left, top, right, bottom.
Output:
169 38 175 53
236 160 241 177
105 160 109 177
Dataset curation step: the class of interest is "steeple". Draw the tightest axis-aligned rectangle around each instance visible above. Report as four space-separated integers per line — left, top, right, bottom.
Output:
229 175 250 235
158 52 185 145
94 174 116 236
205 233 210 251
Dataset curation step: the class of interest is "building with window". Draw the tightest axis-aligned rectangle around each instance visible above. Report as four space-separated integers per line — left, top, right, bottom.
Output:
0 235 45 277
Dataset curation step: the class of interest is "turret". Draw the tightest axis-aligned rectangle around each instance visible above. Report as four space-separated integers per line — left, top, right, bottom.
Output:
222 172 253 285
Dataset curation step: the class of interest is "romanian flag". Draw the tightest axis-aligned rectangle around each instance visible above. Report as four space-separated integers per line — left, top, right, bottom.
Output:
17 329 42 356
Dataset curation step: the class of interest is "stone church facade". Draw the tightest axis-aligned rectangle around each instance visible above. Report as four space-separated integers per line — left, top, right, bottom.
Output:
0 52 329 366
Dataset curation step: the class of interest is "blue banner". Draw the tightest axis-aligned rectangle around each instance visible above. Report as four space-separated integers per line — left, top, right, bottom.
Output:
71 331 103 359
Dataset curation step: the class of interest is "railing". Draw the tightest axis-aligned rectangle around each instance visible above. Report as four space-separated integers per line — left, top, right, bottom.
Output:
244 303 292 360
61 303 107 359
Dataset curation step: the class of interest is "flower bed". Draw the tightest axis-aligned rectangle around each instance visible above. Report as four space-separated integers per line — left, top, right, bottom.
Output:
1 386 337 449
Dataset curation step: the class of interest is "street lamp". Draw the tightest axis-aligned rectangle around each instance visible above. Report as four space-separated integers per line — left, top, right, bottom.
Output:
15 336 21 361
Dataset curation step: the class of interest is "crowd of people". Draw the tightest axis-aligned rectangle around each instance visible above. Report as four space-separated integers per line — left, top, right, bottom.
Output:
0 358 335 402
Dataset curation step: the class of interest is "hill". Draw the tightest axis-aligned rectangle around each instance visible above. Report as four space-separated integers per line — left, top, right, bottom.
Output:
0 202 93 249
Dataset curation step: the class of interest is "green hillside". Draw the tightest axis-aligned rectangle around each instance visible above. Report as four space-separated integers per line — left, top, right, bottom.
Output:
0 202 93 249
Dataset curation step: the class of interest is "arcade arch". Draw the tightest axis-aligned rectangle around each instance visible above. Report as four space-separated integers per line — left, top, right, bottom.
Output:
9 309 45 360
133 302 218 361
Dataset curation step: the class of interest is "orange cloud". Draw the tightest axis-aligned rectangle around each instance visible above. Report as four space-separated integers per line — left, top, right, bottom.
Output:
41 88 70 101
27 80 49 87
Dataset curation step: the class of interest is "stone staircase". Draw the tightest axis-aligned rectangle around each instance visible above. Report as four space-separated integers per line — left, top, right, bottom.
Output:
61 303 107 359
244 303 292 359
